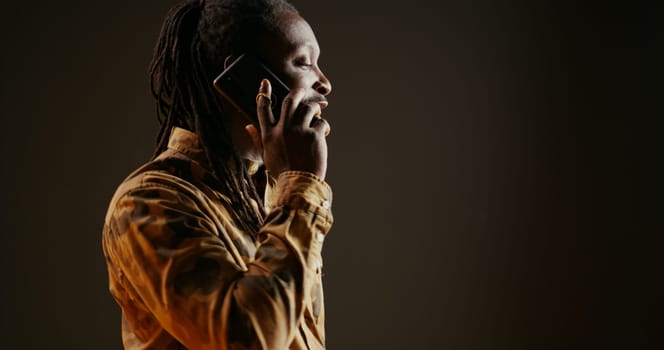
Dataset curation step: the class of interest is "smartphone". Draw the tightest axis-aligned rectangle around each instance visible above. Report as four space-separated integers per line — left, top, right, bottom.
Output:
213 54 290 124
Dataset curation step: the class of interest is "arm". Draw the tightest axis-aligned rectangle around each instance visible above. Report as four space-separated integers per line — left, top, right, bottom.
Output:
103 170 332 349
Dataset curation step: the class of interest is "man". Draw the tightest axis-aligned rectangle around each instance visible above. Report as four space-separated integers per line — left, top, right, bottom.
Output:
101 0 333 348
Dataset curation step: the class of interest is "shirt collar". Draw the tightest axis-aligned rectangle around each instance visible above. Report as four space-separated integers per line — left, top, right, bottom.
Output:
166 127 261 176
167 127 207 165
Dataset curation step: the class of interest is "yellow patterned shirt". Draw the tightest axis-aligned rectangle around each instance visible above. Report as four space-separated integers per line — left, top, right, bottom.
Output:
102 127 333 349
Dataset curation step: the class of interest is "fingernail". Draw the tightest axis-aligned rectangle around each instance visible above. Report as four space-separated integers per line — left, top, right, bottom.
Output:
261 79 269 89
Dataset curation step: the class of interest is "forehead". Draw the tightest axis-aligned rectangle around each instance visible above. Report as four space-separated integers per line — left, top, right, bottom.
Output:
264 12 320 55
277 12 318 49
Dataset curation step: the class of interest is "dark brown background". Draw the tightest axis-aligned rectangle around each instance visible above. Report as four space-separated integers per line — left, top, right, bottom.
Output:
0 0 661 349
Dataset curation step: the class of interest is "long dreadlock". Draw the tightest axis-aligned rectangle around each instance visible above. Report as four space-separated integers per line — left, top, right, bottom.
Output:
148 0 297 235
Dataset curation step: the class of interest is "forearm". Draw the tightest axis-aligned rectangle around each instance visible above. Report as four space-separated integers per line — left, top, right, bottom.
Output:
233 170 332 347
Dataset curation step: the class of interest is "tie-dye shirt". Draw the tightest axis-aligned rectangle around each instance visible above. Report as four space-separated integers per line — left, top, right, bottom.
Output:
102 127 332 349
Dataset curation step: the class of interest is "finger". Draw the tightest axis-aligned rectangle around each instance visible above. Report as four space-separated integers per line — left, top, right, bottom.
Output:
280 88 307 126
244 124 263 154
293 102 322 128
311 116 331 137
256 79 275 129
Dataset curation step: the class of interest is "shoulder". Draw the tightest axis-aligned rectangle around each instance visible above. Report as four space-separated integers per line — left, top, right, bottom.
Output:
102 166 227 249
104 155 222 225
115 169 208 210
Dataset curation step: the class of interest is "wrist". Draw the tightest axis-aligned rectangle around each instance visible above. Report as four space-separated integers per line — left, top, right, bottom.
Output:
266 171 333 224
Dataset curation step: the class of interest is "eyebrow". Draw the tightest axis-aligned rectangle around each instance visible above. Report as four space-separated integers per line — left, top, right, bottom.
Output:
301 43 319 56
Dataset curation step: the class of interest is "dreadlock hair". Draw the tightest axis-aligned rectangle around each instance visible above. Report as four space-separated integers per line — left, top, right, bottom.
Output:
149 0 297 236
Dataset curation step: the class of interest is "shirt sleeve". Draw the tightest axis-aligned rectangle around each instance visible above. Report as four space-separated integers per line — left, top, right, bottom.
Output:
102 170 333 349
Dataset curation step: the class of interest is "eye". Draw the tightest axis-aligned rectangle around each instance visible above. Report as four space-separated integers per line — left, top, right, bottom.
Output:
294 58 313 70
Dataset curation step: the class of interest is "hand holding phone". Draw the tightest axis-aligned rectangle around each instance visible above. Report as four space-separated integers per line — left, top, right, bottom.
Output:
254 80 329 179
214 54 330 179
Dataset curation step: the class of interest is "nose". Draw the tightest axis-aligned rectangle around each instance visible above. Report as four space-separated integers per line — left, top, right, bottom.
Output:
313 68 332 96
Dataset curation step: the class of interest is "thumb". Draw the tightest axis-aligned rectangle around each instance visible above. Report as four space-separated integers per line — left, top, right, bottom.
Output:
244 124 263 155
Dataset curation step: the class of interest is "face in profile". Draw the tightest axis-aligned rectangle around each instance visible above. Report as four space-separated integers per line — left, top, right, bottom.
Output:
257 11 332 110
222 10 333 163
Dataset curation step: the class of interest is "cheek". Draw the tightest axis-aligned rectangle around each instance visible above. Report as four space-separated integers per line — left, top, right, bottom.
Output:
280 68 317 90
259 54 298 88
277 66 304 88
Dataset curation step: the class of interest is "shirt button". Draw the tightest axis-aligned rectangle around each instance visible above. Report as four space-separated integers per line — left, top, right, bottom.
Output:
316 231 325 242
321 200 331 209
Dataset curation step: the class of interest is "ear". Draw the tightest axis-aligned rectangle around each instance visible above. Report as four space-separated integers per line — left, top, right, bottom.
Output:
223 55 237 70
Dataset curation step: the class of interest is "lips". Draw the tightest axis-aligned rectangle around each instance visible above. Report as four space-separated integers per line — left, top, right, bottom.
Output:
302 94 328 111
305 96 328 110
